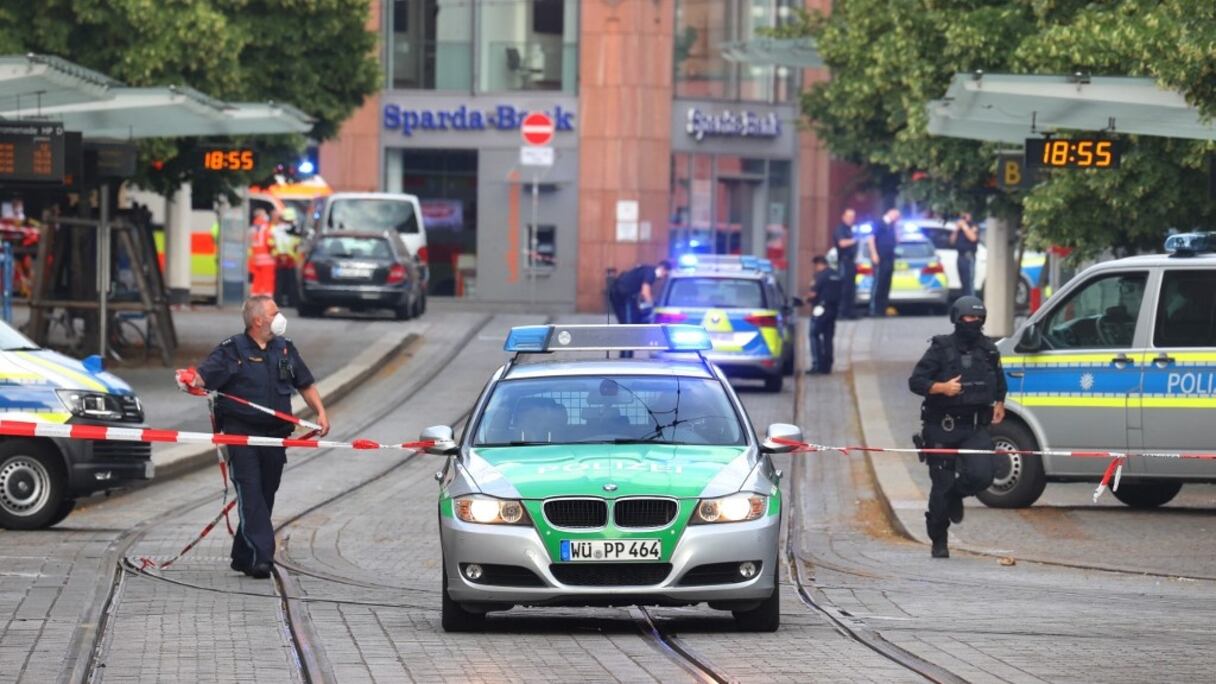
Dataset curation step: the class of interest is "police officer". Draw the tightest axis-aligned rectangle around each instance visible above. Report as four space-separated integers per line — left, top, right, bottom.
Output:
609 260 671 358
907 296 1005 558
176 295 330 579
807 255 842 374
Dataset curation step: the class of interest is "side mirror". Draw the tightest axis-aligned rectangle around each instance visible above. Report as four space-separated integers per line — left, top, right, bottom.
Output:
420 425 458 456
761 423 803 454
1017 324 1042 352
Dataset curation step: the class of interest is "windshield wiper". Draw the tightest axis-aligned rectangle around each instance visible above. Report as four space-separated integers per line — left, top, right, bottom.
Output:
476 440 555 447
609 437 679 445
2 346 41 352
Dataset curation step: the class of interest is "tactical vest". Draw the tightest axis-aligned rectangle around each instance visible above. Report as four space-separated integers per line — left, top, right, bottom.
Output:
933 334 999 408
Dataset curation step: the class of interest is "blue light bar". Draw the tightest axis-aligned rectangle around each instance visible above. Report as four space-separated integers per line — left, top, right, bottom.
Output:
502 324 711 353
678 253 699 268
664 325 712 351
1165 232 1214 256
503 326 552 352
740 256 759 270
756 258 773 273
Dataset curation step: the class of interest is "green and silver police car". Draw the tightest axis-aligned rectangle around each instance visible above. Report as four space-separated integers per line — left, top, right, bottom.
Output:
421 324 800 632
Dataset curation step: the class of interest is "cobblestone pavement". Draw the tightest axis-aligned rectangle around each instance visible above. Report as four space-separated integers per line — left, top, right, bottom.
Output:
853 315 1216 578
3 311 1216 683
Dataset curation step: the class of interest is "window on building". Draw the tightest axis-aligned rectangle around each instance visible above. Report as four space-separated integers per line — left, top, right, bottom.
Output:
478 0 579 93
397 149 478 296
389 0 473 90
674 0 796 103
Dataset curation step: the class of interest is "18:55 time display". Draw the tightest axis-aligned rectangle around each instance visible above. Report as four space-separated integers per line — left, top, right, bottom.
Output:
1024 138 1121 169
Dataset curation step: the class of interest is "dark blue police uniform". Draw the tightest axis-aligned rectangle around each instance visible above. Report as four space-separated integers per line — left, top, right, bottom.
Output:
197 333 315 571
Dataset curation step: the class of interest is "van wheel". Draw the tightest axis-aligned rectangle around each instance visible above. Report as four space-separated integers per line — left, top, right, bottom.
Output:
733 586 780 632
47 498 76 527
0 441 68 530
1111 482 1182 509
441 561 485 632
976 421 1046 509
763 374 783 393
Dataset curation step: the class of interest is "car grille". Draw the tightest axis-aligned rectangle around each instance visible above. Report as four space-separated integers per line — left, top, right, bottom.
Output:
678 561 762 586
462 564 545 587
118 395 144 423
613 498 677 528
92 440 152 461
550 563 672 587
544 499 607 528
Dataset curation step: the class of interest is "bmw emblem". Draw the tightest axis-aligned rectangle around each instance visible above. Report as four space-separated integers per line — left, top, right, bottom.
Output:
603 483 618 492
557 330 572 346
711 314 721 324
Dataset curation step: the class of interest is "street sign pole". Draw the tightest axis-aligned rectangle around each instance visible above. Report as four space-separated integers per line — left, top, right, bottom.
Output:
519 111 556 310
530 173 539 309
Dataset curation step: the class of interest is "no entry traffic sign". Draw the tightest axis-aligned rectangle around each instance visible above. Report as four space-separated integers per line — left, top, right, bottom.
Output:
521 112 555 146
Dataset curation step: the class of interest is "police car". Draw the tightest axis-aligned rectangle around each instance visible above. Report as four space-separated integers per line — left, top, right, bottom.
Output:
911 218 1046 308
0 322 150 529
652 255 799 392
982 233 1216 509
424 324 796 632
831 225 950 312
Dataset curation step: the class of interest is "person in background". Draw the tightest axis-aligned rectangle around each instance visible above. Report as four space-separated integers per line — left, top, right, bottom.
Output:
833 208 859 319
807 255 842 374
868 207 900 317
951 212 980 297
608 260 672 358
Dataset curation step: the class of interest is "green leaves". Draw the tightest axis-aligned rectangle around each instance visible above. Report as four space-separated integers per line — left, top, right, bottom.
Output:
1 0 379 193
800 0 1216 254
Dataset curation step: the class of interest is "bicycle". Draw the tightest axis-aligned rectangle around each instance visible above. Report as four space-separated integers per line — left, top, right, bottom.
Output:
41 308 150 365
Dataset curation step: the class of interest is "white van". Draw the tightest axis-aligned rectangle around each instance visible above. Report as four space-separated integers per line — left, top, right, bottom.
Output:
308 192 429 311
982 233 1216 509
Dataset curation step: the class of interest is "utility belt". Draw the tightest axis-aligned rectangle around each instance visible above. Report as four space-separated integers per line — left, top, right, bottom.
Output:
919 406 992 450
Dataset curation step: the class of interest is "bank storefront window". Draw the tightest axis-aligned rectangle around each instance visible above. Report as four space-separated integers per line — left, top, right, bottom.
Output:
675 0 796 103
396 149 478 297
389 0 473 90
478 0 578 93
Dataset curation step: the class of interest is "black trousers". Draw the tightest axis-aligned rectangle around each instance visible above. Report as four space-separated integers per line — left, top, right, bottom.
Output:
957 251 976 297
228 442 287 567
810 313 837 372
924 427 996 543
839 260 857 318
870 260 895 315
610 292 644 357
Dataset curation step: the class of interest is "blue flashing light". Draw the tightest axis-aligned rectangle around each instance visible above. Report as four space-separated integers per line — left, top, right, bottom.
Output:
82 354 105 374
678 253 699 268
688 239 701 248
298 159 316 175
664 325 712 351
756 258 773 273
1165 232 1214 256
740 256 759 270
503 326 552 352
856 222 874 236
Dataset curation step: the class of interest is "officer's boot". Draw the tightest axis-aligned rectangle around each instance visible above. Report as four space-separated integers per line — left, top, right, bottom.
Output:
925 513 950 559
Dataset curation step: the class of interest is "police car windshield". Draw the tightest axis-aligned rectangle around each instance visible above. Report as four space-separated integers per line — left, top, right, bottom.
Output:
474 376 746 447
665 278 765 309
328 198 418 234
0 321 39 351
895 241 935 259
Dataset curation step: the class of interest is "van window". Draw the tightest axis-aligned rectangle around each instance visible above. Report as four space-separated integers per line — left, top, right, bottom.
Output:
1154 270 1216 348
1040 272 1146 349
328 198 419 234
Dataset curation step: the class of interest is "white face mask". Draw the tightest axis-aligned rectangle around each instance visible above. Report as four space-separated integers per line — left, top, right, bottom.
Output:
270 312 287 337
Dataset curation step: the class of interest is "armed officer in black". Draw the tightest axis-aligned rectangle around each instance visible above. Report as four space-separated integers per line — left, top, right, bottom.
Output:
182 295 329 578
907 296 1006 558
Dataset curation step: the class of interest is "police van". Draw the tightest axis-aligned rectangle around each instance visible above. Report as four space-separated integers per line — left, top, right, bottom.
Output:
982 233 1216 509
0 321 150 529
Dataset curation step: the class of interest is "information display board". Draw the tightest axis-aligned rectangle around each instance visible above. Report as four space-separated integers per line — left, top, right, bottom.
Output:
0 121 66 184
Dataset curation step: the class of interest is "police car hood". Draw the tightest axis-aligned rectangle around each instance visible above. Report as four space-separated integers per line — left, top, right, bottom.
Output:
0 349 133 394
466 444 754 499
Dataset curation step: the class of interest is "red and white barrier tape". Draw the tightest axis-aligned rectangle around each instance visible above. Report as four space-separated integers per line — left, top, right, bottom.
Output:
0 419 435 452
199 389 323 431
771 437 1216 503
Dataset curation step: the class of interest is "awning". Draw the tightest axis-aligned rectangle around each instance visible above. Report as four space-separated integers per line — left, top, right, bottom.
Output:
927 72 1216 143
0 54 313 139
720 38 823 69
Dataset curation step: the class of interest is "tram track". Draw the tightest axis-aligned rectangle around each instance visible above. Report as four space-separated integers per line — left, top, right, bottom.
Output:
76 314 494 683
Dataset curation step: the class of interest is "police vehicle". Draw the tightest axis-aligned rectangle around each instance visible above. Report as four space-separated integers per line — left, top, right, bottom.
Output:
982 233 1216 509
910 218 1046 308
652 255 799 392
424 324 796 632
0 321 150 529
831 225 950 312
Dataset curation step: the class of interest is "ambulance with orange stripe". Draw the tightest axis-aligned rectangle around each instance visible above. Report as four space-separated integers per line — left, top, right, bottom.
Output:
653 255 799 392
0 321 149 530
983 232 1216 510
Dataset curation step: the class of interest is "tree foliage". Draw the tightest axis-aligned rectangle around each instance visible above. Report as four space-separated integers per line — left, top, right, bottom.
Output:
0 0 380 194
792 0 1216 256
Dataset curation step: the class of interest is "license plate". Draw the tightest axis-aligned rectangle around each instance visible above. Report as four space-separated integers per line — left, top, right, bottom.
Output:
333 266 372 279
359 291 382 299
560 539 661 562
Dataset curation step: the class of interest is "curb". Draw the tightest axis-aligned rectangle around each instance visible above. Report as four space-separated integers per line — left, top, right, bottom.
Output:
150 330 421 482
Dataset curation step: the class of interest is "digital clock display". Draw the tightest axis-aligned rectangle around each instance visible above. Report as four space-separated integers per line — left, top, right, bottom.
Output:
1025 138 1121 170
199 147 256 172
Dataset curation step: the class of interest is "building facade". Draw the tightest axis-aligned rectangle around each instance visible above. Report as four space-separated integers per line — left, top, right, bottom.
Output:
321 0 843 310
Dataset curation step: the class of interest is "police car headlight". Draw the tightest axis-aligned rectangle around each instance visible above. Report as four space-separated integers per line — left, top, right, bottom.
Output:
454 495 529 525
691 494 766 524
56 390 124 421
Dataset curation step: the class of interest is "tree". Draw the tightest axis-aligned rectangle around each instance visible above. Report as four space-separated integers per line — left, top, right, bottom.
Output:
790 0 1216 256
0 0 380 194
